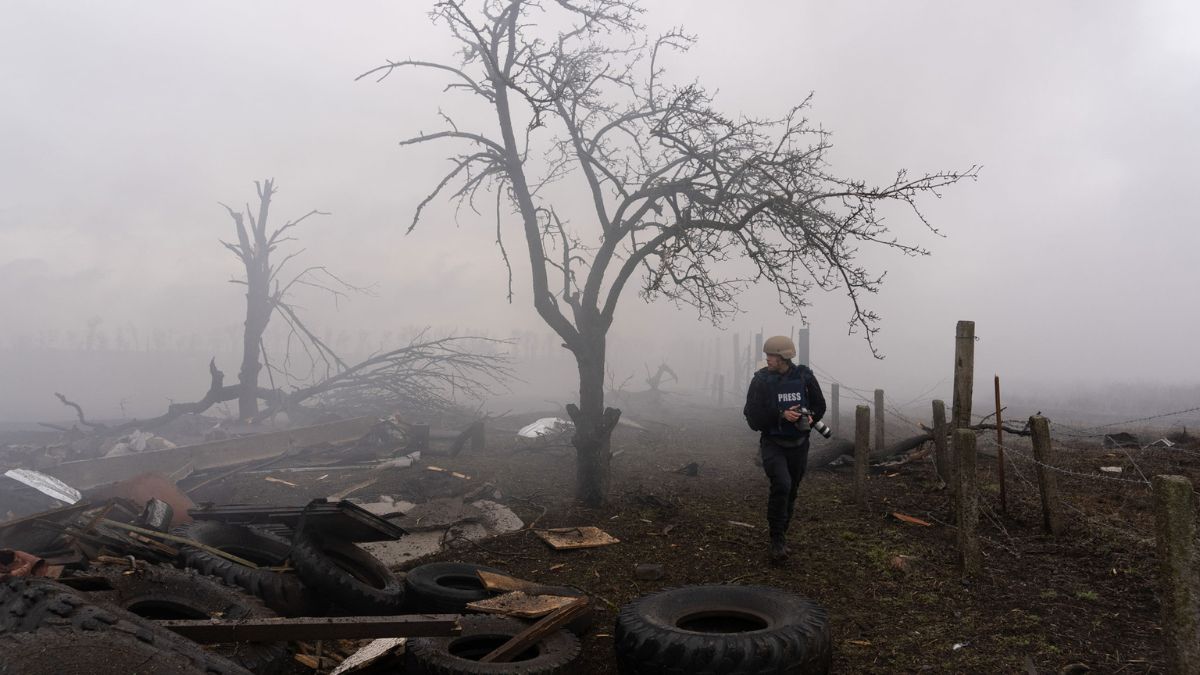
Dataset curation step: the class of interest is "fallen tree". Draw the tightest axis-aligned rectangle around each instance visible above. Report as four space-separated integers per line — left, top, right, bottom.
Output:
811 421 1033 468
46 333 510 441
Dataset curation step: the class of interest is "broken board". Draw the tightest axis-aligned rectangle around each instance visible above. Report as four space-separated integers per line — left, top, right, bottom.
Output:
534 526 619 550
466 591 578 619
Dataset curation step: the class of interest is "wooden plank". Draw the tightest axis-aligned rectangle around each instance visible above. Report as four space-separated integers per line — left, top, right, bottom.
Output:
48 416 379 490
479 597 587 663
160 614 461 643
534 526 619 550
467 591 577 619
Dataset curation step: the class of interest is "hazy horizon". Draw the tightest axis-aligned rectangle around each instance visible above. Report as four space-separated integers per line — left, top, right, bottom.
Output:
3 1 1198 424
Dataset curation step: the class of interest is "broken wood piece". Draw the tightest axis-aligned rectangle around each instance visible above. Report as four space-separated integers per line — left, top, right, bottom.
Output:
100 519 259 568
293 653 321 669
160 614 462 643
726 520 755 529
890 512 932 527
328 477 378 501
467 591 578 619
534 526 619 550
265 476 299 488
426 466 471 480
479 597 588 663
476 570 572 597
329 637 406 675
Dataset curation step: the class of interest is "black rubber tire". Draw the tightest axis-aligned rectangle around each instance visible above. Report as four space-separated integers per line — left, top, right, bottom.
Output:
173 520 321 617
86 564 287 674
403 562 504 614
290 528 405 614
0 576 250 674
614 584 831 674
406 615 580 675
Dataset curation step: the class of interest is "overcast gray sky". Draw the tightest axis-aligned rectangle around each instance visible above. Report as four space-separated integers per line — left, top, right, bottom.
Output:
2 1 1198 421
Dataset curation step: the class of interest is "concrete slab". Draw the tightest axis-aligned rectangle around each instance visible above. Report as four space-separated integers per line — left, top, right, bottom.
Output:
396 497 483 531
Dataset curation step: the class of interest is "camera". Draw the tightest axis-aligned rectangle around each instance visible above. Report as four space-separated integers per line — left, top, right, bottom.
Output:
793 407 833 439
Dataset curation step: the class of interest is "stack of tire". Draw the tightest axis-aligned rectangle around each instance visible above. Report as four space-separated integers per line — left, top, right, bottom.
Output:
171 520 405 616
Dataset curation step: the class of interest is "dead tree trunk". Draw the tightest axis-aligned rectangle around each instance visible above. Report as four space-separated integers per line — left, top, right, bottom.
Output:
565 334 621 508
225 180 277 421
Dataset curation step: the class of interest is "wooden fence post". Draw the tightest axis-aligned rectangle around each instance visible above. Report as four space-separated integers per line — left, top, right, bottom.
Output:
874 388 886 453
855 405 870 508
933 400 950 487
830 383 840 438
1154 474 1199 674
732 333 741 392
717 375 725 408
952 320 975 429
994 375 1006 513
1028 416 1063 535
955 429 980 576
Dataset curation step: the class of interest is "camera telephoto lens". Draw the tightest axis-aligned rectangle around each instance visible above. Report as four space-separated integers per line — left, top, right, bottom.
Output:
812 420 833 439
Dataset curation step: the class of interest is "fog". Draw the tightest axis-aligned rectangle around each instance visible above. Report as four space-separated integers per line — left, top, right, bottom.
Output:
3 1 1198 425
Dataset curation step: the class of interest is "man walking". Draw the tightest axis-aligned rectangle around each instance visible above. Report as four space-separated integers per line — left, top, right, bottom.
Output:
743 335 826 563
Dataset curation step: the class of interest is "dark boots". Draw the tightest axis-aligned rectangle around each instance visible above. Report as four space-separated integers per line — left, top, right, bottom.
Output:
769 533 789 564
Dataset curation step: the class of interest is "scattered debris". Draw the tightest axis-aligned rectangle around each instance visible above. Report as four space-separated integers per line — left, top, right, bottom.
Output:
1098 466 1123 474
3 468 81 505
467 590 578 618
726 520 756 529
90 472 195 528
890 512 932 527
953 641 970 651
329 638 407 675
517 417 571 438
535 526 620 550
264 476 298 487
1102 433 1140 449
634 563 665 580
673 461 700 476
426 466 471 480
397 497 483 532
329 477 379 500
0 549 50 577
103 430 177 457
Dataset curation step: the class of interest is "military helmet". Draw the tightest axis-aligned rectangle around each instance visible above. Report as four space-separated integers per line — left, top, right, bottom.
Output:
762 335 796 360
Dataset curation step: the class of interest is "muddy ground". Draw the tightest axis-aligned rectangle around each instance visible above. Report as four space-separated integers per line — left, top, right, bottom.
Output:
191 407 1183 674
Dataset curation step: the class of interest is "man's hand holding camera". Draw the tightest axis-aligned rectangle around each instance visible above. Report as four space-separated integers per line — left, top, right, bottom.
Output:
781 405 809 424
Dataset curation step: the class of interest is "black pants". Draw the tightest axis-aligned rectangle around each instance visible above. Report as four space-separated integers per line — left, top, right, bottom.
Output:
760 436 809 539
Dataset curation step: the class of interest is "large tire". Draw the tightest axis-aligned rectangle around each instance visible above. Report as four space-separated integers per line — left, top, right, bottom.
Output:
406 615 580 675
0 577 250 675
86 564 287 674
614 585 831 674
291 528 404 614
174 520 320 617
403 562 504 614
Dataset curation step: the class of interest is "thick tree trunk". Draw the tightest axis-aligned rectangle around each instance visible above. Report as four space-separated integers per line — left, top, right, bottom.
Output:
565 333 621 507
238 280 270 420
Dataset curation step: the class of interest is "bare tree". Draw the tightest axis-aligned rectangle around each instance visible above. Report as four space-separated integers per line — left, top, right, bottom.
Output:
362 0 977 505
48 180 511 438
220 178 333 420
